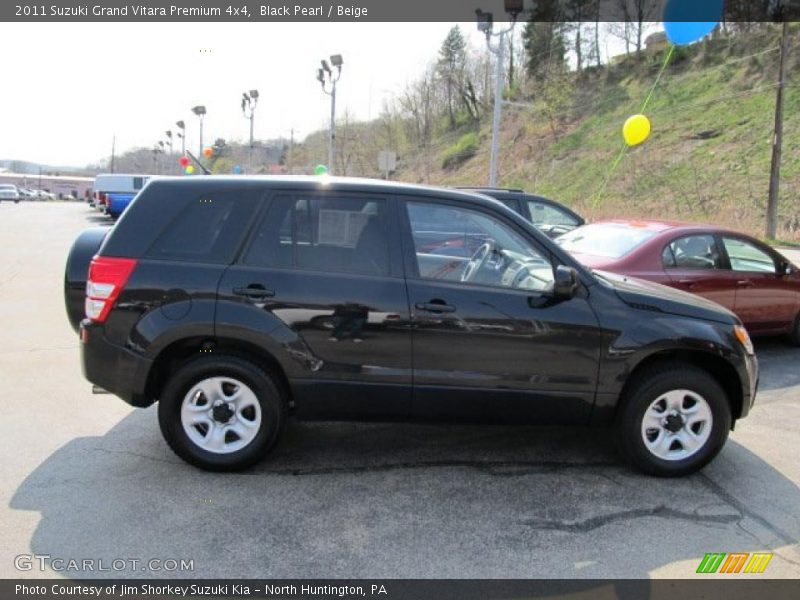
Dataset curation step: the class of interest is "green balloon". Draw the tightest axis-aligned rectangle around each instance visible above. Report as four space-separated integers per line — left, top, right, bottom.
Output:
314 164 328 176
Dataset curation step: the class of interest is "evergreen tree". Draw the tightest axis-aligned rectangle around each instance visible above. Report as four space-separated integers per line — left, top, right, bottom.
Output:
436 25 467 129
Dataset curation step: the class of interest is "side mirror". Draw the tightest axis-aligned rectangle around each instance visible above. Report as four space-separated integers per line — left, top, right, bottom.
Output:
553 265 579 299
780 261 794 276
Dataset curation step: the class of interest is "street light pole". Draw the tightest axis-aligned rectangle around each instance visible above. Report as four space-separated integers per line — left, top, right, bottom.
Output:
241 90 259 167
317 54 343 174
477 3 521 188
175 121 186 156
191 106 206 157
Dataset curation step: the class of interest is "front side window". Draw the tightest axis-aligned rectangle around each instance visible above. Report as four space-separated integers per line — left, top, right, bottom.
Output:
406 201 554 292
245 194 390 276
664 234 722 270
722 237 775 273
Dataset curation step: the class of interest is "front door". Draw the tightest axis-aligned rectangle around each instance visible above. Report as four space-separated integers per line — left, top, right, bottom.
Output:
216 191 412 420
663 233 737 310
400 197 602 424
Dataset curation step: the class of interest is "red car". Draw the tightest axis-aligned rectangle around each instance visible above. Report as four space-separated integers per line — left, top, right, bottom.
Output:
557 220 800 342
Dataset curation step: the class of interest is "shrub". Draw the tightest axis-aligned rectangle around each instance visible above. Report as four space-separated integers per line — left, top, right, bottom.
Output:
441 132 479 170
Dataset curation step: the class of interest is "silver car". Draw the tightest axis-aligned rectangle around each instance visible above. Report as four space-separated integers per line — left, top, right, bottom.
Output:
0 184 20 202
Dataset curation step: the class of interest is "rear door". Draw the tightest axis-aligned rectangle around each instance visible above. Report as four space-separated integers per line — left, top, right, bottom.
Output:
663 233 737 310
719 235 798 333
216 190 412 420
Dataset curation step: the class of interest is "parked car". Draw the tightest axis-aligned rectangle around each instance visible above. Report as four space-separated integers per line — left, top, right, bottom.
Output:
0 184 20 202
93 173 150 218
456 187 585 238
557 220 800 343
64 177 757 475
36 190 55 201
17 188 38 200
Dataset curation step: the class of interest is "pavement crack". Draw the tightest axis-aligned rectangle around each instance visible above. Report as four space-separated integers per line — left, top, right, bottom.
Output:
700 473 796 545
522 505 740 533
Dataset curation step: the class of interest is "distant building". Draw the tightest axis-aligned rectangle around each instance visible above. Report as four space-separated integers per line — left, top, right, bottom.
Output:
645 31 668 54
0 172 94 199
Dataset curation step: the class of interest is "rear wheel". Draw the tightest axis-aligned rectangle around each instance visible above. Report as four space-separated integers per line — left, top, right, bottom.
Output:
615 364 731 477
158 355 287 471
787 313 800 346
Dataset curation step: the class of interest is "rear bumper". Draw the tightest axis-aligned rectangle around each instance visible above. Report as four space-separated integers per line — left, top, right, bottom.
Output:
80 321 153 407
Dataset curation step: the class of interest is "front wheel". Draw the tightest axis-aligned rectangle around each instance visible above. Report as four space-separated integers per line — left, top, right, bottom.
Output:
615 364 731 477
158 355 287 471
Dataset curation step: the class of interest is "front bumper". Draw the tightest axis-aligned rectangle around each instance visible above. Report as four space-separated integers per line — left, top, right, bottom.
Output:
80 321 154 407
738 350 758 420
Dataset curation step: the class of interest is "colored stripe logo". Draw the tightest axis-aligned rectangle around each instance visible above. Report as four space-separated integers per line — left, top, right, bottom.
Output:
697 552 773 574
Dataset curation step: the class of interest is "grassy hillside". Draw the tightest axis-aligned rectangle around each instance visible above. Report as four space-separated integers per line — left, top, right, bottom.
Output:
293 26 799 242
420 29 799 242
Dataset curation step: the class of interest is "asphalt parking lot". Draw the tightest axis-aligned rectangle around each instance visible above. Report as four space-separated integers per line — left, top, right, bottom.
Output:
1 202 798 579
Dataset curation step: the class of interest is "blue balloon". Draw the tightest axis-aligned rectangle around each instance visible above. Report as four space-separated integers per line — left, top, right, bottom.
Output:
232 165 242 174
663 0 723 45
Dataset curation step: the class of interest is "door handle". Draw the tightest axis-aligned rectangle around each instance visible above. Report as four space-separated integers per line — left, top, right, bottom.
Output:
737 280 754 288
233 285 275 299
415 301 456 314
677 279 695 287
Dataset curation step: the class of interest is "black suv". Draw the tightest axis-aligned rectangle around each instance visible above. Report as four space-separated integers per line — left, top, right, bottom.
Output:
456 187 585 238
64 176 757 475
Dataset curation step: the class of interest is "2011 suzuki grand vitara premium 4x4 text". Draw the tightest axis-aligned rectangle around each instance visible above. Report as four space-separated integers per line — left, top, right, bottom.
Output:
64 176 758 476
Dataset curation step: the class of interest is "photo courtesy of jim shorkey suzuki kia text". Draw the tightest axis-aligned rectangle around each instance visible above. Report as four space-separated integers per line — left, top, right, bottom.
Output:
14 584 387 596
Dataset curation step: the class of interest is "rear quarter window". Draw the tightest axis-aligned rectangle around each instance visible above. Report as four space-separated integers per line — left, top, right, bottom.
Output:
145 190 258 263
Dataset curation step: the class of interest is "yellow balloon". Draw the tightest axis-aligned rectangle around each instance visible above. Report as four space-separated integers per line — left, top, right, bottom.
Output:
185 165 195 175
623 114 651 146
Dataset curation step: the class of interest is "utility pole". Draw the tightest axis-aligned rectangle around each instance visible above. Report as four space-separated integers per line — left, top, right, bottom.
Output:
766 21 789 240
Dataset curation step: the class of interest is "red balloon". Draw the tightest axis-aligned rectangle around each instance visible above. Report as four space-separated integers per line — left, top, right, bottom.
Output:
178 156 190 167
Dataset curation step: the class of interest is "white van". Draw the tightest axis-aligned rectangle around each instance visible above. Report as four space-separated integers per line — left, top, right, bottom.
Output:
93 174 150 212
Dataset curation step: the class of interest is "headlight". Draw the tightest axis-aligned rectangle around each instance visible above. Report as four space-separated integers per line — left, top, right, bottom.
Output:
734 325 754 355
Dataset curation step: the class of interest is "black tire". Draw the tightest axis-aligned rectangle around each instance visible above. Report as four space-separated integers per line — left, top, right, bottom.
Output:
158 355 287 471
615 363 731 477
787 313 800 346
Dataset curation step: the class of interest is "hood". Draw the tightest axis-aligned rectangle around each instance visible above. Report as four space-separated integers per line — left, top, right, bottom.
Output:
568 252 618 269
593 270 739 325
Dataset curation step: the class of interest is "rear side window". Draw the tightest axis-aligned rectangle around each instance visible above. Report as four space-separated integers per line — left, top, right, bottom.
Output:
146 190 255 263
244 194 391 276
527 201 579 227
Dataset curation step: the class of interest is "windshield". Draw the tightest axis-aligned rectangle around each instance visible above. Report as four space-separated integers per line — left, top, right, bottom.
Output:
557 223 658 258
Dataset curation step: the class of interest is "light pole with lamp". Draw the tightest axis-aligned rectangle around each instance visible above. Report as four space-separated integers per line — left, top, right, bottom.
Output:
175 120 186 156
191 105 206 157
316 54 343 174
241 90 259 167
478 1 522 187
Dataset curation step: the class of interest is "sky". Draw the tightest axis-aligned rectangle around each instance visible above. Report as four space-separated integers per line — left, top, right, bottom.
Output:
0 22 493 167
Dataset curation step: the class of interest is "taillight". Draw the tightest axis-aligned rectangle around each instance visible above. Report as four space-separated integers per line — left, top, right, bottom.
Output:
96 192 107 205
85 256 138 323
